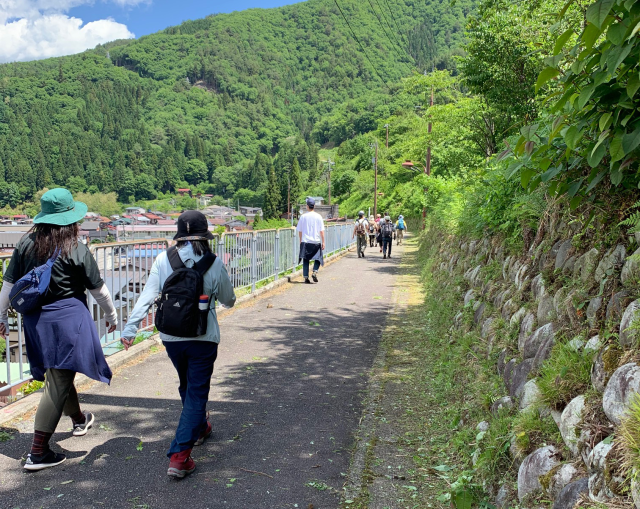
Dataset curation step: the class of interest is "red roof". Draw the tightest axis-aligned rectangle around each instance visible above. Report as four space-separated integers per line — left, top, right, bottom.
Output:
156 219 176 225
13 215 27 219
177 188 190 192
208 218 226 225
144 213 161 220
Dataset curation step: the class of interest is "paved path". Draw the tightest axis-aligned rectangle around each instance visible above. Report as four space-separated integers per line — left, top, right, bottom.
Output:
0 243 403 509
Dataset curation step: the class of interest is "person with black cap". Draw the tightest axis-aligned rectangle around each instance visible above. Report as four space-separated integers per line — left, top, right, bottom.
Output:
296 197 325 284
122 210 236 479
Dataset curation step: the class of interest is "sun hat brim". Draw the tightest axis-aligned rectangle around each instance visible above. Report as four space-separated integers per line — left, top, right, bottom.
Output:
172 232 215 241
33 201 88 226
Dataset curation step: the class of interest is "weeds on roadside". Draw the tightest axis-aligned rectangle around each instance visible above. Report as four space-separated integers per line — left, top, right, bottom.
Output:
537 341 592 409
512 408 562 458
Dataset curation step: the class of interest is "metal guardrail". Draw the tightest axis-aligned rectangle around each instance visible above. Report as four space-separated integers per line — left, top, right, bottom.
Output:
1 224 355 394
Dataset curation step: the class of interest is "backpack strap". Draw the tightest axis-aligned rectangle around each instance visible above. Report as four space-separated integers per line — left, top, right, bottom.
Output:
46 248 61 267
194 252 216 277
167 246 186 271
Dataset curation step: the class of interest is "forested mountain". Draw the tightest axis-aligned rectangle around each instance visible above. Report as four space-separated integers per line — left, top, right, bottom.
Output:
0 0 476 208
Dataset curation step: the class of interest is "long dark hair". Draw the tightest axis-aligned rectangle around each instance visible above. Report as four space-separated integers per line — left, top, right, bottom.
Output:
29 223 80 261
176 239 212 256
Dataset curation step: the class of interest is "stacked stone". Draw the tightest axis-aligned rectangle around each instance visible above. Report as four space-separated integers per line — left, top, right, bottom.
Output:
440 229 640 508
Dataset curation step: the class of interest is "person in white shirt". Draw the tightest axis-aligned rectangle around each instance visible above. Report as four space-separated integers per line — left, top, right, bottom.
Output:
296 197 325 284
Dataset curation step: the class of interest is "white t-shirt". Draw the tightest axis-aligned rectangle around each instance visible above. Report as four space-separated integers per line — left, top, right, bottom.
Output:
297 211 325 244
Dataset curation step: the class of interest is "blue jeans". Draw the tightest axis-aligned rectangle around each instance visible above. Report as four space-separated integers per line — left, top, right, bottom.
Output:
382 238 392 256
163 341 218 457
303 259 320 277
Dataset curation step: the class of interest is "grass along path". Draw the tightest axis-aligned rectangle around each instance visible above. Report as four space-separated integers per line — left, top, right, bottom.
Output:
343 234 516 508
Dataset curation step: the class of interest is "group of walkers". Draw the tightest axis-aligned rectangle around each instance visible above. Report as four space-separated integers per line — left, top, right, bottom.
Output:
353 211 406 259
0 189 401 480
0 188 236 479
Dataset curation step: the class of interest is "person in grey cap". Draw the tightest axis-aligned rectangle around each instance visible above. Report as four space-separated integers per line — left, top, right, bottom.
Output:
296 197 325 283
379 215 395 259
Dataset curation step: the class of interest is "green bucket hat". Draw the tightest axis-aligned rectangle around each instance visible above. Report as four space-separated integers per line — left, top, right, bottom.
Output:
33 188 88 226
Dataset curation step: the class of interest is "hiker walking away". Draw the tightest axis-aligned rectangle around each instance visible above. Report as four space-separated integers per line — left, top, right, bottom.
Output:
0 188 118 471
368 216 377 247
395 215 407 246
122 210 236 479
352 211 369 258
297 197 325 284
375 214 382 251
380 215 395 259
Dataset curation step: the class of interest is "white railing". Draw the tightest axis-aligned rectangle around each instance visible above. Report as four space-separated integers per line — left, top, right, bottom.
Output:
1 224 355 395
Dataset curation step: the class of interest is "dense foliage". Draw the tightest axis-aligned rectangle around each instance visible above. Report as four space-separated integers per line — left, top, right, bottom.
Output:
0 0 476 211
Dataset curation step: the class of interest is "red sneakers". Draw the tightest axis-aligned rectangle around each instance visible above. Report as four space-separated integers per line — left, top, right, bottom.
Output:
194 419 212 446
167 449 196 478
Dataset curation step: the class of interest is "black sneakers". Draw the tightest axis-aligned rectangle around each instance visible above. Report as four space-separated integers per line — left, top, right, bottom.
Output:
24 450 66 471
72 412 95 437
312 273 318 283
305 278 312 284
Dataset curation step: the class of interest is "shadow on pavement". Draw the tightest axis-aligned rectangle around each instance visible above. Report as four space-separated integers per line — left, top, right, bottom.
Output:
0 248 403 509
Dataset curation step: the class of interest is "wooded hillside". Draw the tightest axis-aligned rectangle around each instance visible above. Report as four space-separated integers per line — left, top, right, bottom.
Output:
0 0 476 208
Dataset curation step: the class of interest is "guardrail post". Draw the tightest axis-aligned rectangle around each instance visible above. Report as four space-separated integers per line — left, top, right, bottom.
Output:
274 230 280 281
251 233 258 292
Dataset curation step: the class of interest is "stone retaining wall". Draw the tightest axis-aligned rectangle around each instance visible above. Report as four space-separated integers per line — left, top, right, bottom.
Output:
436 226 640 508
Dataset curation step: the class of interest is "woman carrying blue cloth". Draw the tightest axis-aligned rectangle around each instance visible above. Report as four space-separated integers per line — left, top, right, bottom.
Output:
0 188 118 471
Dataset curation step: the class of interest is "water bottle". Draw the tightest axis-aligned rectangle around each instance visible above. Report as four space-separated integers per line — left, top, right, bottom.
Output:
197 295 209 335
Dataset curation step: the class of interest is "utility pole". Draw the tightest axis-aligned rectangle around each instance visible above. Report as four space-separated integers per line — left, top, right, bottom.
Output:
287 176 291 221
324 158 335 205
426 86 433 177
384 124 389 149
423 85 434 228
371 142 378 217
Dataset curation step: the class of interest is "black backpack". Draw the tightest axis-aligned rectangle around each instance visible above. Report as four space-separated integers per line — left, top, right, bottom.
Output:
381 222 394 238
155 246 216 338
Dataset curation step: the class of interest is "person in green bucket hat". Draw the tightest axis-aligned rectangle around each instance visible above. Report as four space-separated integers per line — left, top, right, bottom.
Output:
33 187 88 225
0 188 119 471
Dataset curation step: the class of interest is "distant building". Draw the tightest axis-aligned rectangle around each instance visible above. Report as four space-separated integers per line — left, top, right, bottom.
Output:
177 188 191 197
224 219 248 231
298 201 339 220
143 213 161 225
125 207 145 215
198 194 214 207
202 205 236 219
239 206 263 223
0 232 26 248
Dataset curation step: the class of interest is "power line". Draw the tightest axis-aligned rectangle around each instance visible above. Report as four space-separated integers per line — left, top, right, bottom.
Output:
366 0 411 67
380 0 411 53
332 0 392 93
372 0 414 64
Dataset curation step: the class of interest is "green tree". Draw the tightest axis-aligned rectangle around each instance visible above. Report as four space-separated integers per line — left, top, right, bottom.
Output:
290 158 303 206
263 165 280 219
185 159 208 185
67 176 88 194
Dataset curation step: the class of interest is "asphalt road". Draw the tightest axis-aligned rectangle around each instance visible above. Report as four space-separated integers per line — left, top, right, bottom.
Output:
0 242 401 509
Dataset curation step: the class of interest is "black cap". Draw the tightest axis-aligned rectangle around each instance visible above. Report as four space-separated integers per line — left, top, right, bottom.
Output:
173 210 214 241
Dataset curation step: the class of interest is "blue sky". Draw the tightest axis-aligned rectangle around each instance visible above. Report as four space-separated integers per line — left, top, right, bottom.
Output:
70 0 304 38
0 0 305 63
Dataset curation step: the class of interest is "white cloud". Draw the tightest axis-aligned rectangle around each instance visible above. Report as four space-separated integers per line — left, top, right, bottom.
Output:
0 14 134 63
0 0 142 63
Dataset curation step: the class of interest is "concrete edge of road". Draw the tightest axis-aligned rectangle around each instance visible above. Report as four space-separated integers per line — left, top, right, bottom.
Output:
0 244 356 428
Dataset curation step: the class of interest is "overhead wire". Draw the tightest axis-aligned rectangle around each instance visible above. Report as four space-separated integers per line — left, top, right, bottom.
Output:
371 0 414 65
365 0 412 69
381 0 411 51
332 0 393 93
